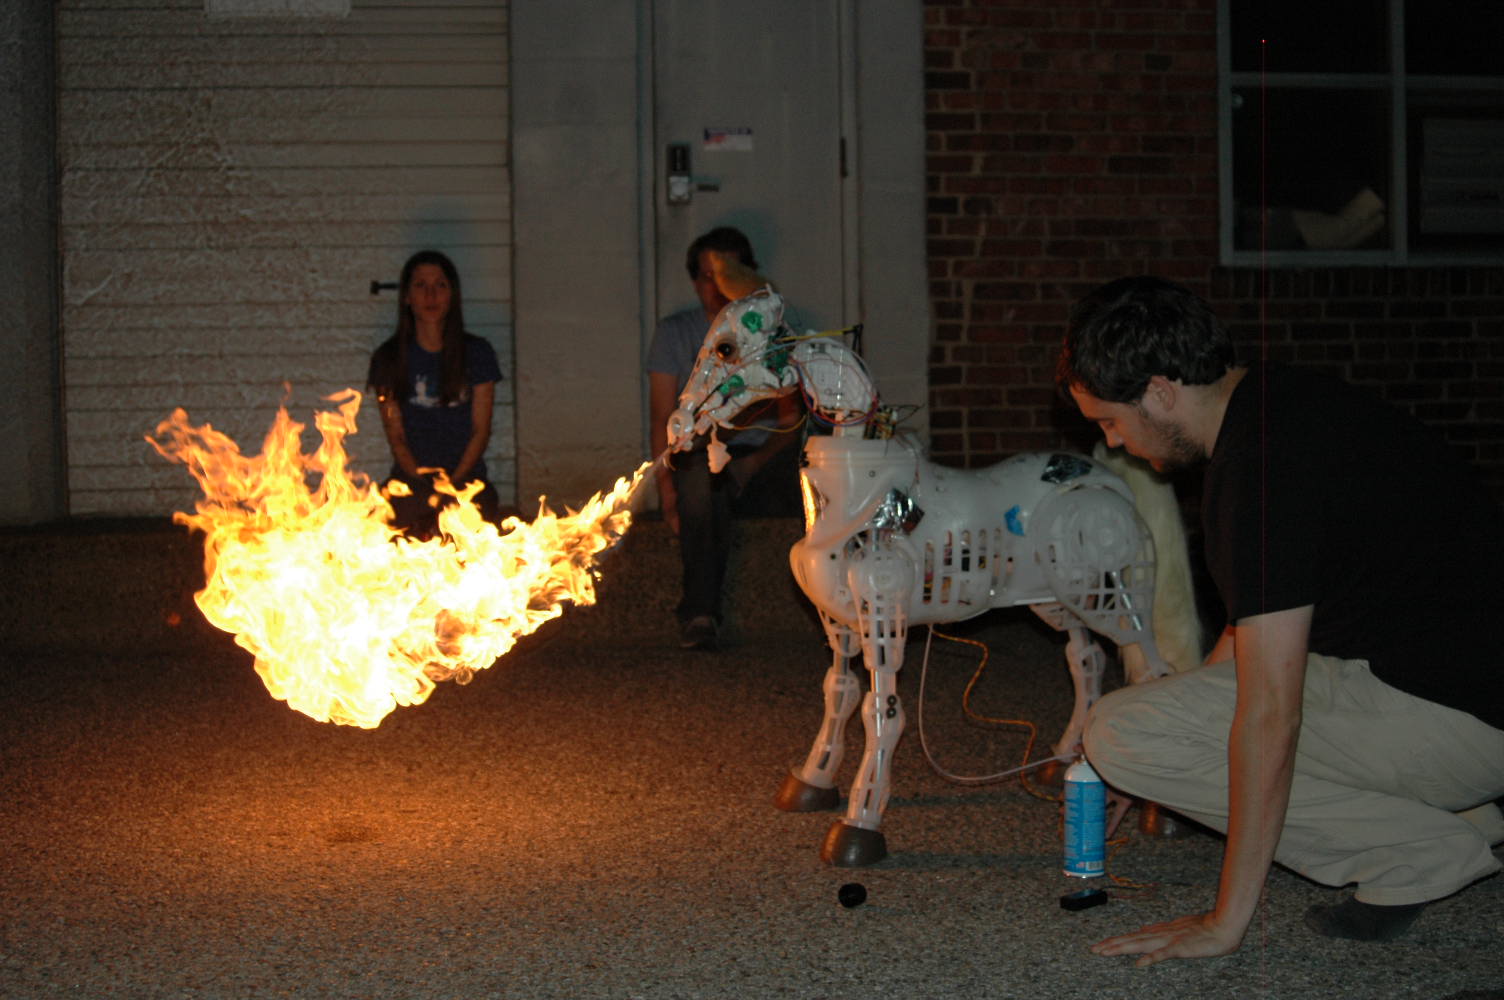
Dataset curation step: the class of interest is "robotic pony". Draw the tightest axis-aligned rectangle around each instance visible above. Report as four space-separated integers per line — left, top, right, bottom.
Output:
666 288 1199 866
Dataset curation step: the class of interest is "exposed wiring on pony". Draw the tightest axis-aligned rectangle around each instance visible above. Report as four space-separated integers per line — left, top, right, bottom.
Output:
916 625 1068 794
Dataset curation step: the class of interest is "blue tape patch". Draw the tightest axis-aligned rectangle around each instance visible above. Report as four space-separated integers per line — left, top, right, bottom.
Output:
1005 505 1024 536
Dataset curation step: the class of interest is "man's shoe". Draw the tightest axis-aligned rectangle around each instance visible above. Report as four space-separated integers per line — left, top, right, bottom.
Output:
1304 897 1426 941
680 615 719 650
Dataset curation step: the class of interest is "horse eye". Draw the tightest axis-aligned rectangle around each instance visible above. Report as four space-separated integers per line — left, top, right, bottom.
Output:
714 340 737 360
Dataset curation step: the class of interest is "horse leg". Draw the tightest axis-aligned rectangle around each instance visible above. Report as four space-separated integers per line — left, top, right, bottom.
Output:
774 614 862 813
1092 442 1204 674
1059 623 1190 837
1054 625 1107 759
821 544 913 867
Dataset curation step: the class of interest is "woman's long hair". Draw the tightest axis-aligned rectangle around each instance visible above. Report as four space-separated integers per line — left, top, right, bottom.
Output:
371 250 469 405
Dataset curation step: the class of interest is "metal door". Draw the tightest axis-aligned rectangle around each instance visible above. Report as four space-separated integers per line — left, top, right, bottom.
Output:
649 0 847 333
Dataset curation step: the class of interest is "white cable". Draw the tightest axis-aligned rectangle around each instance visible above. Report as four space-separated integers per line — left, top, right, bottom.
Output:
916 625 1071 785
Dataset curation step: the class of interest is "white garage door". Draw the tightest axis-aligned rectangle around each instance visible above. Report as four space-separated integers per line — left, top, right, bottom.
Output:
57 0 512 517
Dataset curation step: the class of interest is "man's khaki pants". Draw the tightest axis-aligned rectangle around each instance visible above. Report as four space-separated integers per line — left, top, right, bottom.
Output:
1084 654 1504 905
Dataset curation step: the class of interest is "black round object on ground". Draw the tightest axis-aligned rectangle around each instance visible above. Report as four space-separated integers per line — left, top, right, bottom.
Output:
837 882 867 908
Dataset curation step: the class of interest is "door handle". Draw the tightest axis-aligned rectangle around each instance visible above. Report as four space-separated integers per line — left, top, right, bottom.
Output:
667 143 692 205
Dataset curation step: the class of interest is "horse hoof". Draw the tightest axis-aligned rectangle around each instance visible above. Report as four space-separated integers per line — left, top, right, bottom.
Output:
773 772 841 813
821 820 888 867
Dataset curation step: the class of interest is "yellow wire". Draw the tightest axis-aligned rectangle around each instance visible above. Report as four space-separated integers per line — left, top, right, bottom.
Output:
929 628 1056 803
725 412 807 435
1106 837 1158 897
722 392 808 435
781 325 860 343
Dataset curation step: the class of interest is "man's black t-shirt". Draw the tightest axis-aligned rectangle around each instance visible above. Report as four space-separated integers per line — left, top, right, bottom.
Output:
1203 363 1503 729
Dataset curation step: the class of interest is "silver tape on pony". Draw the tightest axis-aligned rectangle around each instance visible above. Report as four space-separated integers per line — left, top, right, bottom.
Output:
872 489 924 534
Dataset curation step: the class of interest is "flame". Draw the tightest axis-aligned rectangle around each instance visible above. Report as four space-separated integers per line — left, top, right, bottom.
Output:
148 388 647 728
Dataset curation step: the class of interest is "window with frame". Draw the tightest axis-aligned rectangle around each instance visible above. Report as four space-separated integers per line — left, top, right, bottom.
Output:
1219 0 1504 266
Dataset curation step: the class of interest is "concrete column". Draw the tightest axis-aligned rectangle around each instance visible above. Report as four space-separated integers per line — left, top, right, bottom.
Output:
0 0 64 524
852 2 930 441
511 0 645 508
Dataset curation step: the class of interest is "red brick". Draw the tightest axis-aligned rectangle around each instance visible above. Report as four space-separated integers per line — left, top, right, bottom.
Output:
1107 155 1177 174
930 433 965 454
934 387 1006 407
927 154 974 174
928 411 963 434
946 132 1015 152
971 154 1045 175
973 282 1041 301
967 321 1035 340
926 112 977 131
1034 31 1094 50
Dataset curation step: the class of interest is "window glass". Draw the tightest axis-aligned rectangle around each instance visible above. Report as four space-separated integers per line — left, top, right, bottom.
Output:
1406 1 1504 76
1230 87 1391 251
1408 100 1504 253
1230 0 1388 74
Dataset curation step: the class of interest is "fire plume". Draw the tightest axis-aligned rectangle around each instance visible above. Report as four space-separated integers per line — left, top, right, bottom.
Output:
148 389 646 728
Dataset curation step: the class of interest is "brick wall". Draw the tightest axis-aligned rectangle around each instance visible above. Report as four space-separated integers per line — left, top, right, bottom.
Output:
923 0 1504 501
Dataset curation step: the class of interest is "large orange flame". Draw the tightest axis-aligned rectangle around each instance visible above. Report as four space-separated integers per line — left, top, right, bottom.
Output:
148 389 647 728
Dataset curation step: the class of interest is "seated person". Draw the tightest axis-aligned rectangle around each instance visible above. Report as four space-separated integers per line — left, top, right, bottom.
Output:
647 227 803 650
367 250 503 538
1058 275 1504 962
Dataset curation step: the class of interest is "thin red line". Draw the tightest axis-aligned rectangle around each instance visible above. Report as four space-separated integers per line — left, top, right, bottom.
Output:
1257 34 1272 988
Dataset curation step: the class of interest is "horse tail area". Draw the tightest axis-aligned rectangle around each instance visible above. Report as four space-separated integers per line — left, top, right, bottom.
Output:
1092 442 1205 677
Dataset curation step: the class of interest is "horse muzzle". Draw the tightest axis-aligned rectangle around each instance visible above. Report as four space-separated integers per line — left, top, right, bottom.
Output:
666 407 698 452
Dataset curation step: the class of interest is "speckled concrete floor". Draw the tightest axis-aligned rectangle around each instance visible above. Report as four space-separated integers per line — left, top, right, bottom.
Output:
1 518 1500 999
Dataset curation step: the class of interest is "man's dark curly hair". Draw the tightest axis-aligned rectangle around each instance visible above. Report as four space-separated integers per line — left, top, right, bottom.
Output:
1057 276 1235 403
685 226 758 280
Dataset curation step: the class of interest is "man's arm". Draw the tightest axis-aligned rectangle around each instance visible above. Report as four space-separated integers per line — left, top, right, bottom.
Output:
1205 624 1235 665
1092 604 1312 966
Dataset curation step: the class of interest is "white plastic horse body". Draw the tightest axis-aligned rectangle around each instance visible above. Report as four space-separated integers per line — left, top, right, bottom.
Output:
667 289 1179 866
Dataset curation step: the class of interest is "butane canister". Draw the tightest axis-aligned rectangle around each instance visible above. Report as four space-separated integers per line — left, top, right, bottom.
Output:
1062 756 1106 878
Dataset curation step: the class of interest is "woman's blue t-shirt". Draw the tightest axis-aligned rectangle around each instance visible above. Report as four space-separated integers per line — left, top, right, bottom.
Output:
371 334 501 487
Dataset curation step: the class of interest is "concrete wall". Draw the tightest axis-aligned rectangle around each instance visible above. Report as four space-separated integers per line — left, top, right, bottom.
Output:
851 2 930 434
0 0 65 524
511 1 646 510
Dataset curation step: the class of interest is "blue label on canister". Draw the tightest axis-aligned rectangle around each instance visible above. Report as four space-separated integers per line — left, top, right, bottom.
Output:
1063 760 1106 878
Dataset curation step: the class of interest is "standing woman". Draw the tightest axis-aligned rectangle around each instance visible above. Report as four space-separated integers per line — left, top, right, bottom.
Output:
367 250 503 536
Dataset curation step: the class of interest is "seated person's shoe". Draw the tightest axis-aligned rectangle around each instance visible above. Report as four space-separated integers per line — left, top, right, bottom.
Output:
680 615 719 650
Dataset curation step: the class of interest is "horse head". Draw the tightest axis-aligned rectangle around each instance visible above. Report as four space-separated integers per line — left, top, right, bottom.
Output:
666 289 881 461
666 287 801 453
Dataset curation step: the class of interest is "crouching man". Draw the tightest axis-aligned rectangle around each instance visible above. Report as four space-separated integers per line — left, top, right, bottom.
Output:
1057 275 1504 965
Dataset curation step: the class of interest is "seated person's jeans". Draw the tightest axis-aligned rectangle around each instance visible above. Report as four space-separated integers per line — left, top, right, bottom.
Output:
671 441 800 623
